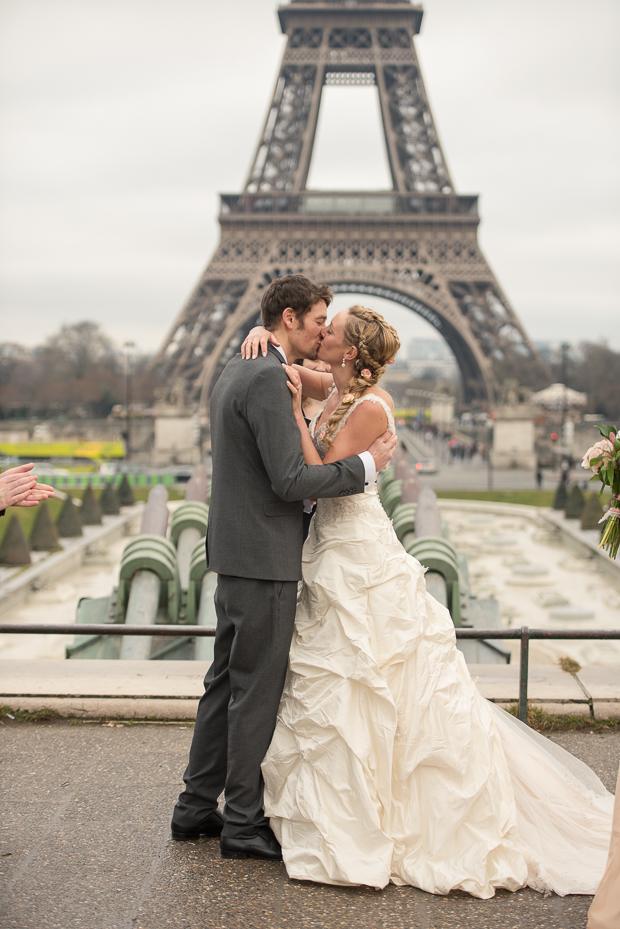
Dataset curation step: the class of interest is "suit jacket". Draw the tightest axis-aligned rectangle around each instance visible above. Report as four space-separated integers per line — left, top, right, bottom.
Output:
206 344 365 581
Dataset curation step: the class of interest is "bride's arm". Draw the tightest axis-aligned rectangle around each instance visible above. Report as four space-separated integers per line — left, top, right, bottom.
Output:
291 364 333 401
284 368 397 473
240 326 280 357
322 402 389 465
241 326 333 400
283 366 323 466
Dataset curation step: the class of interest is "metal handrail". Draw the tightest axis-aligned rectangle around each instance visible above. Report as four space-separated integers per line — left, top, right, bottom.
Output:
1 624 619 725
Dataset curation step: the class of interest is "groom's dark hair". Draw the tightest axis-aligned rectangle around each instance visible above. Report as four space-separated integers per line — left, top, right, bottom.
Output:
260 275 333 331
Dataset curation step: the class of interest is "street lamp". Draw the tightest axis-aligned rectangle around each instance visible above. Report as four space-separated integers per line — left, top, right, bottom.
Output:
123 341 136 461
559 342 570 471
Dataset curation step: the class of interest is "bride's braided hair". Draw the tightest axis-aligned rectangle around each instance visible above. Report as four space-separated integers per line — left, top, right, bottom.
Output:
323 306 400 448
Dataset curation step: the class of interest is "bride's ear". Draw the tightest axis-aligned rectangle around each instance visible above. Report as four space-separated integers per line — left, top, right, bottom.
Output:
346 346 358 361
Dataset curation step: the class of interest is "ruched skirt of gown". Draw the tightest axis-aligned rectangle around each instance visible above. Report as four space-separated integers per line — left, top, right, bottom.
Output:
261 486 613 897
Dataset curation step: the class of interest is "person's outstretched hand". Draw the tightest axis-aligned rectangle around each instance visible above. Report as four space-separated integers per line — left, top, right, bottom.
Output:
0 463 55 510
368 432 398 473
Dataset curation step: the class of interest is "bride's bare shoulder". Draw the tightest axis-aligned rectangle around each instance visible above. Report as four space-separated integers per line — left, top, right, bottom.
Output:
343 393 389 432
326 391 393 457
368 387 395 411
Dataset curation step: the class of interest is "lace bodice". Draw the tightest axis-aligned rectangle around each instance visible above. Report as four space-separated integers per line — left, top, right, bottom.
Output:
308 389 395 529
309 388 395 461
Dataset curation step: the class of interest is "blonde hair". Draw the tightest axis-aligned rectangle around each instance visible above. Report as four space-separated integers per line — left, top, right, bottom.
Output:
323 305 400 447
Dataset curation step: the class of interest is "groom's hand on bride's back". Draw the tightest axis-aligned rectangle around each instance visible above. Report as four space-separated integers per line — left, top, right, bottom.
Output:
368 432 397 472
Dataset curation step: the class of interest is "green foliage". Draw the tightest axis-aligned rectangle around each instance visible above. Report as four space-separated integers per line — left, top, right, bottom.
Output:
564 484 584 519
0 486 184 547
117 475 135 507
0 705 60 723
0 498 64 547
29 502 60 551
558 655 581 674
587 423 620 497
99 482 120 515
435 490 555 507
80 484 102 525
0 515 31 565
505 703 620 731
55 496 83 538
552 481 568 510
585 422 620 556
581 493 605 531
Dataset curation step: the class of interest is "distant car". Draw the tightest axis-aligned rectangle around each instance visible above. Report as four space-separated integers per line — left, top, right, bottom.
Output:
414 458 437 474
167 465 194 483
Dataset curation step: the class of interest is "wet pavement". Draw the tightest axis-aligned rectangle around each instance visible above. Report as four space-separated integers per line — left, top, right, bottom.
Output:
1 721 617 929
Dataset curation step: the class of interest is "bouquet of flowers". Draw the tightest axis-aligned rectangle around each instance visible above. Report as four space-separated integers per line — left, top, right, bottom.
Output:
581 424 620 559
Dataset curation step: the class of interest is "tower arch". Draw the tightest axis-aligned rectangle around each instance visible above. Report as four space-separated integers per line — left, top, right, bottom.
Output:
153 1 546 411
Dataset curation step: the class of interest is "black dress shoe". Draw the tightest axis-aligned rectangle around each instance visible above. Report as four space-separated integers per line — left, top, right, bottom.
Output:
171 809 224 840
220 826 282 861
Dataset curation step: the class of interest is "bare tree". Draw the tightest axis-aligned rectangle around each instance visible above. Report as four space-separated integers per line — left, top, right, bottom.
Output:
570 342 620 420
0 322 161 419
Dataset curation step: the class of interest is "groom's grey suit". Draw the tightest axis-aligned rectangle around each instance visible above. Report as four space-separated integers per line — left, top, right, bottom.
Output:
173 344 366 838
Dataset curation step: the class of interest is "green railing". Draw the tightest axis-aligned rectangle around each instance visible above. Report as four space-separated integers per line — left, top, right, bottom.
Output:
37 473 177 489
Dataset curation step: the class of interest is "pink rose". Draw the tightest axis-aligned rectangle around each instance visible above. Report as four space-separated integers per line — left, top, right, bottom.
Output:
361 369 372 379
582 434 616 471
342 393 355 404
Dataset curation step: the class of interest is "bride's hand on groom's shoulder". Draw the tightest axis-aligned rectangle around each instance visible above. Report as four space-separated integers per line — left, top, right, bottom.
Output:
241 327 280 359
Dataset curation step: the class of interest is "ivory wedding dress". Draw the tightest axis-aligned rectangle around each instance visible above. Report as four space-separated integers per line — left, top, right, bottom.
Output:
261 393 614 898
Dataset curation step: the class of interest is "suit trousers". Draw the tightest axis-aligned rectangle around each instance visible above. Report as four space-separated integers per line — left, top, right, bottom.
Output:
173 574 298 838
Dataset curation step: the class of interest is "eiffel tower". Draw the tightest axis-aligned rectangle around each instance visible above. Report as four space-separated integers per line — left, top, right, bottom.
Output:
154 0 545 408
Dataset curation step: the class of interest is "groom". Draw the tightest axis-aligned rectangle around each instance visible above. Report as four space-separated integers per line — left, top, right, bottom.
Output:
171 275 396 860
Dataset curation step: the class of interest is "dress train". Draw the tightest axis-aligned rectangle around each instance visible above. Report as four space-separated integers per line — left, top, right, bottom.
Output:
262 394 613 897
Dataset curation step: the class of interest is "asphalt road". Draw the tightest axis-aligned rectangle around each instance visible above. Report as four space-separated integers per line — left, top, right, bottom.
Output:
1 721 617 929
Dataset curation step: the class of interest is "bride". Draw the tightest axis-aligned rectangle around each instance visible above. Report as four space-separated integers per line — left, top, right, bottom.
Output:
245 306 613 898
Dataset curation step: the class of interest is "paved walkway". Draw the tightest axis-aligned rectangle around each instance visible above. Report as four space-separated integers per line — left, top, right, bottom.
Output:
1 720 617 929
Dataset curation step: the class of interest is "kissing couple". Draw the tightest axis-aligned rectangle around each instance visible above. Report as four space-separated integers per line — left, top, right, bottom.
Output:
171 274 612 898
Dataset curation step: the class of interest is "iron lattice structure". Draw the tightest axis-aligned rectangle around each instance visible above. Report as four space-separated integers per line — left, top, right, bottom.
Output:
154 0 545 407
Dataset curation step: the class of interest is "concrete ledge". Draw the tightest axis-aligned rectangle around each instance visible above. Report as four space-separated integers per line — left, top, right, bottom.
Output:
2 695 199 719
472 663 586 702
1 659 619 719
579 665 620 698
0 659 209 718
590 702 620 719
0 658 210 696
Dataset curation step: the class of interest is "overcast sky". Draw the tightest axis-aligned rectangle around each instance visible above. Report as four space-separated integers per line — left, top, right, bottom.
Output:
1 0 618 357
